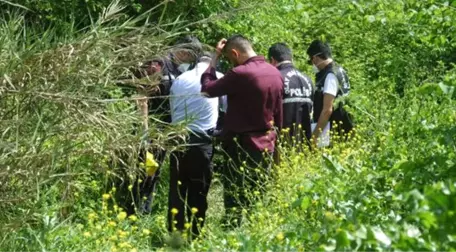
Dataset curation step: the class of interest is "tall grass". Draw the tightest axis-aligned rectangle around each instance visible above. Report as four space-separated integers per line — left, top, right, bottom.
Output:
1 0 455 251
0 2 190 250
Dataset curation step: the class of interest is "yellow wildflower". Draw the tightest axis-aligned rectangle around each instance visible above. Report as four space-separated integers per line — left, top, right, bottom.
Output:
108 221 117 227
171 208 179 215
118 230 128 238
184 223 192 229
191 207 198 214
177 181 182 186
276 232 285 241
128 215 138 222
102 194 111 200
88 212 97 220
117 211 127 221
128 185 133 191
130 248 138 252
83 232 91 238
142 229 151 236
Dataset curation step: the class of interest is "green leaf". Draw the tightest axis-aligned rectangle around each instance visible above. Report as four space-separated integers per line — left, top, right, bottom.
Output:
301 196 311 210
366 15 376 23
438 82 455 98
319 242 336 251
323 154 346 173
335 230 350 249
355 225 368 239
371 227 391 247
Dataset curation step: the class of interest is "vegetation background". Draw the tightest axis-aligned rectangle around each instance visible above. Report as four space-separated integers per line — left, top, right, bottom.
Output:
1 0 455 251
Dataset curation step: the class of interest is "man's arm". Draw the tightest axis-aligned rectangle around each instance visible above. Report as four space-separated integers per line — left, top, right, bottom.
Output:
312 94 334 141
274 95 283 131
201 39 235 98
312 73 338 145
201 66 237 98
273 95 283 165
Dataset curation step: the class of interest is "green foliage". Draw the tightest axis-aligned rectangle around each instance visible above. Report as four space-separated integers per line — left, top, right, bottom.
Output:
0 4 187 250
1 0 456 251
2 0 140 28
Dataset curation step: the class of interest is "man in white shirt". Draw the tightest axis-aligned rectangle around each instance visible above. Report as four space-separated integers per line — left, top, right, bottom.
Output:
167 52 223 237
306 40 351 146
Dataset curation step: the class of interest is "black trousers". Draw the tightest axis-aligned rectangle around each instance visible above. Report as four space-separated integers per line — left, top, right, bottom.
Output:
168 133 213 236
221 140 272 227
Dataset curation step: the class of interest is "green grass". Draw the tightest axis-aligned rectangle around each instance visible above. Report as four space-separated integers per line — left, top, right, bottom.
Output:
1 0 456 251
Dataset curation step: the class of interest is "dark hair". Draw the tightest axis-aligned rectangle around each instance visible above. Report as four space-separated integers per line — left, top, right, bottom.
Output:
174 35 203 55
223 34 253 54
306 40 332 60
198 51 213 63
268 42 292 62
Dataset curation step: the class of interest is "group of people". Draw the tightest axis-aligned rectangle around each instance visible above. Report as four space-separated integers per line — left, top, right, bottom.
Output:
128 34 352 238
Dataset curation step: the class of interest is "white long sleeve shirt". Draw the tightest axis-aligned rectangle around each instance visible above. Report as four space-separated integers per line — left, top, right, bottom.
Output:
170 62 224 133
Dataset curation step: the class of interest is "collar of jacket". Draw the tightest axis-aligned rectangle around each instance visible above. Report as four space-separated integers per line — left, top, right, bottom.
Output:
276 60 293 67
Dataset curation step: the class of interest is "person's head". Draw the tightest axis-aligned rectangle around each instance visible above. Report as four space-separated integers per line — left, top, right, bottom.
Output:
268 42 293 67
172 35 203 70
222 34 256 66
198 51 213 64
306 40 332 70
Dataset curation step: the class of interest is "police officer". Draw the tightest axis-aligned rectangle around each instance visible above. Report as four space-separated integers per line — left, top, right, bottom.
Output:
268 42 313 144
306 40 352 146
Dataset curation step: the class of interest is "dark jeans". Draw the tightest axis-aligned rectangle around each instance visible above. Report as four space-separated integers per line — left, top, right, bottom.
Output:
221 140 272 227
168 132 213 236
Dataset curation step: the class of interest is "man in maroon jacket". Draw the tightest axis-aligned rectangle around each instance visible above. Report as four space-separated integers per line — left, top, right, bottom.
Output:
201 35 283 227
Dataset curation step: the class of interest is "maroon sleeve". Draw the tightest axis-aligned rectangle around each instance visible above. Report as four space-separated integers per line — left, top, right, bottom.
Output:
274 94 283 130
201 66 237 97
274 77 284 130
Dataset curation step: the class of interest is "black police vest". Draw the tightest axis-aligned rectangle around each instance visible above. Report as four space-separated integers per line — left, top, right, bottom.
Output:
313 62 350 122
277 63 314 141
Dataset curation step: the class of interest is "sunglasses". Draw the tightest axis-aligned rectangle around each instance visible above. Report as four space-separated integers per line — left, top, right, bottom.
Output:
307 52 322 65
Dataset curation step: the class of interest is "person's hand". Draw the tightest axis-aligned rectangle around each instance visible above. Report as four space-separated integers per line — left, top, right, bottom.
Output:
215 39 227 56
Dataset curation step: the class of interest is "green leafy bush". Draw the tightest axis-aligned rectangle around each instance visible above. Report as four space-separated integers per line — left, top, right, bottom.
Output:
1 0 456 251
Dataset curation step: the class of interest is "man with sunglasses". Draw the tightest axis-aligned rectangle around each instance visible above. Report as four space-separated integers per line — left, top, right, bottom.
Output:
307 40 351 146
